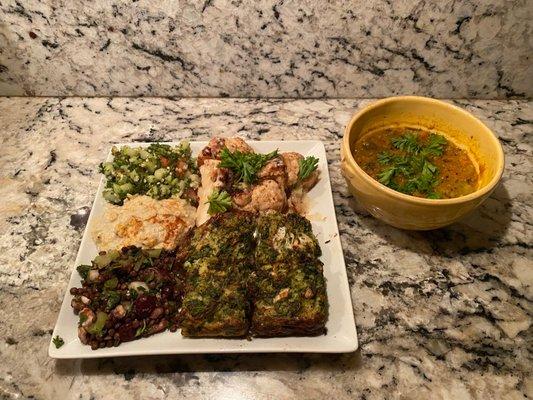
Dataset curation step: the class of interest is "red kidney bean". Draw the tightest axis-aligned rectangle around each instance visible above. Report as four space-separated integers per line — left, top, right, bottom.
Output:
117 322 137 342
161 285 174 299
149 307 164 320
133 295 156 318
149 319 168 334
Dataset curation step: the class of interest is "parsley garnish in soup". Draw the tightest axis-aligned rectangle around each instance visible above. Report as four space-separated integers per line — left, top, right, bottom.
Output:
353 128 478 199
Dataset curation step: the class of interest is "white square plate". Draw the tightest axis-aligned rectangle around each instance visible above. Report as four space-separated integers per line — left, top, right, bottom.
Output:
49 140 358 358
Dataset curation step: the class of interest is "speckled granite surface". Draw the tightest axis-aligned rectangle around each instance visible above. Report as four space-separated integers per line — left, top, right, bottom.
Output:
1 1 532 98
0 97 531 400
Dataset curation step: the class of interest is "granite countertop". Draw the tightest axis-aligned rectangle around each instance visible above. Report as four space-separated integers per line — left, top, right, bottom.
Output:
0 97 531 400
2 1 531 98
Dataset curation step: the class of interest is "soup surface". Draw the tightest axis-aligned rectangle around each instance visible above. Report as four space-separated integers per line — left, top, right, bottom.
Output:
353 128 478 199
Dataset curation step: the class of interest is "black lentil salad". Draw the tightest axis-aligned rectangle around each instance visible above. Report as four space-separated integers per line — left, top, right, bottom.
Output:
70 246 184 350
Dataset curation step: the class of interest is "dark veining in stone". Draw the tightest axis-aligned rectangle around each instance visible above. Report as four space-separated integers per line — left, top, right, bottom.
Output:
69 207 91 231
0 2 530 98
0 97 530 400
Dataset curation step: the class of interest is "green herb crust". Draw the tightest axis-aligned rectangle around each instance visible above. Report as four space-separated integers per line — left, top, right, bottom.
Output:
255 211 321 265
180 211 256 337
180 211 328 338
251 212 328 336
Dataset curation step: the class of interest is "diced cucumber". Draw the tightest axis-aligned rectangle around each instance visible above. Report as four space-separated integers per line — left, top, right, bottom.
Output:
101 162 114 174
159 185 170 196
129 170 140 182
101 142 199 204
144 160 157 173
154 168 167 180
139 149 150 159
123 146 138 157
103 189 122 204
120 182 134 193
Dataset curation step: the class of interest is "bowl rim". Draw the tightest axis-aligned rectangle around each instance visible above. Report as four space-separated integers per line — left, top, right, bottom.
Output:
342 96 505 205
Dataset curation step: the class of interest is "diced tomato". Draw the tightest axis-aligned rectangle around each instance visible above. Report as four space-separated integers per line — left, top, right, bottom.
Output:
160 156 169 167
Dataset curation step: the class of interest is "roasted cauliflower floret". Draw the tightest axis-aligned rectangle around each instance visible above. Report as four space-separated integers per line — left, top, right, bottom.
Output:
198 137 254 166
301 170 319 191
233 189 253 208
258 157 287 189
225 137 254 154
281 152 318 191
246 180 286 212
281 152 302 188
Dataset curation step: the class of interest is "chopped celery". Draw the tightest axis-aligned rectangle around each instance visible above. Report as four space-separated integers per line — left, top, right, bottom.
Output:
87 311 108 336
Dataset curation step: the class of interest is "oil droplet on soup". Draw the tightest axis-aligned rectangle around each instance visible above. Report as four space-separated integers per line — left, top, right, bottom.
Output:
352 127 479 199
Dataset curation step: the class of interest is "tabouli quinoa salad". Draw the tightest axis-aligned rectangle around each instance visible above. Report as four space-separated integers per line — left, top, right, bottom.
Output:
100 143 200 206
59 137 328 350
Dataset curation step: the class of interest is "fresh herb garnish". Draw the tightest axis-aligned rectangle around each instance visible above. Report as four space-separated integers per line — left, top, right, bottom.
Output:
219 148 278 184
52 335 64 348
206 189 233 215
423 134 448 157
129 288 139 300
135 320 147 337
377 132 447 197
76 265 91 280
298 156 319 181
391 132 422 154
377 166 397 186
377 152 394 165
79 313 88 326
105 290 121 310
185 298 207 317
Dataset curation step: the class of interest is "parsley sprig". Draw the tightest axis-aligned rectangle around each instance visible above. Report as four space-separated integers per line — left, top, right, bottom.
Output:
377 132 447 198
219 148 279 184
206 189 233 215
391 132 422 154
52 335 64 348
135 320 147 337
298 156 319 181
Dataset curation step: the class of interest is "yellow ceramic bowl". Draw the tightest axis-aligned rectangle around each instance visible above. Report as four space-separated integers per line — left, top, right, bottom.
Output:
340 96 504 230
